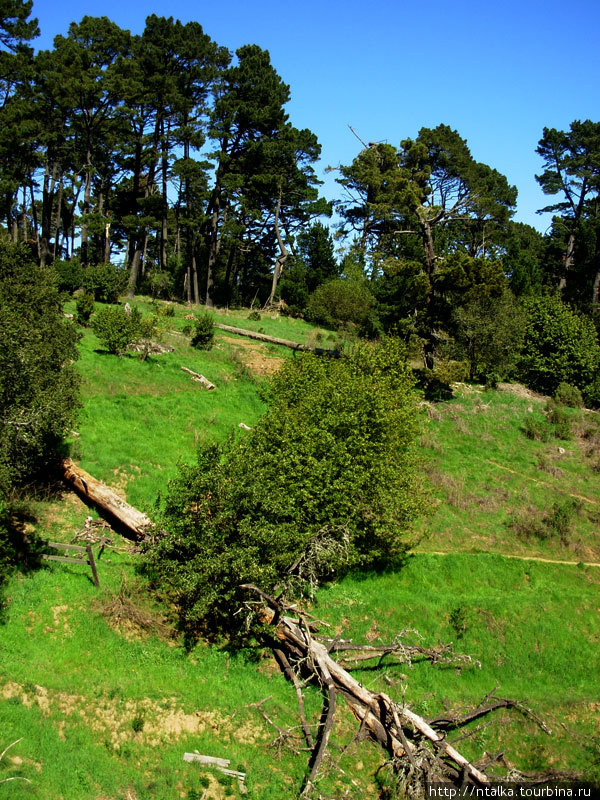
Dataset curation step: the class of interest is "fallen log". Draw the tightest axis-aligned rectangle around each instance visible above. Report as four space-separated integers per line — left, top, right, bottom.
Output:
214 323 338 356
241 585 509 792
180 366 216 390
214 323 308 350
62 459 153 540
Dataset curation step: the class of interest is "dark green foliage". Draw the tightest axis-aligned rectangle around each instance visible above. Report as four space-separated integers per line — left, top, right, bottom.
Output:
583 377 600 409
554 382 583 408
453 290 526 381
517 294 600 396
82 263 128 303
190 312 215 350
0 241 80 497
92 305 140 355
145 338 425 634
247 310 261 321
75 293 95 326
306 278 374 329
54 258 84 294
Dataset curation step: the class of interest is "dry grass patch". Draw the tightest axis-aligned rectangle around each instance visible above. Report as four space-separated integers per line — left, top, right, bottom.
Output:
94 577 174 641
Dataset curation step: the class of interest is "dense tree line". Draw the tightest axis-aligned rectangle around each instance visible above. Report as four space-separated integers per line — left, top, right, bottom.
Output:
0 1 599 402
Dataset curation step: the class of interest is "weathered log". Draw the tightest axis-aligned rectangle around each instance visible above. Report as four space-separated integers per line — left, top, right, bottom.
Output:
241 585 491 789
215 323 338 356
215 323 309 350
62 459 152 540
180 366 216 390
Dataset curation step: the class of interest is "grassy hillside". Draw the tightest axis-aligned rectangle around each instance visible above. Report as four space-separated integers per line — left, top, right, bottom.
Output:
1 301 599 798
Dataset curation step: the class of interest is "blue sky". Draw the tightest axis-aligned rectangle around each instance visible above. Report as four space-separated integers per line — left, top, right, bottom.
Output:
31 0 600 233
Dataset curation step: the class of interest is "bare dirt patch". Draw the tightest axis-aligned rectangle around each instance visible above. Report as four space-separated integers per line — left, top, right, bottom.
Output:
0 680 269 751
227 339 285 377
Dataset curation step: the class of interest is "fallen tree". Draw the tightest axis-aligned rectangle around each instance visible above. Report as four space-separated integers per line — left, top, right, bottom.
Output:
62 459 152 540
214 323 337 355
241 584 554 798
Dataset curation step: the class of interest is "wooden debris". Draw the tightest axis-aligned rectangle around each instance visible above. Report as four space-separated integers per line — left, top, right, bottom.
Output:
128 340 175 355
42 541 100 587
238 423 251 430
183 753 230 769
239 585 540 793
183 753 247 791
62 459 153 541
215 322 308 350
180 366 216 390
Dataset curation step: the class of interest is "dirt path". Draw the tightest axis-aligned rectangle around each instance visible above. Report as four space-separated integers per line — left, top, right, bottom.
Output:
413 550 600 568
484 459 599 506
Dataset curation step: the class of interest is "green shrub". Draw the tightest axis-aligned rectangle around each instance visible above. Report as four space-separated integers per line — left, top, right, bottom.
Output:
247 310 261 321
82 262 128 303
147 270 171 300
145 338 425 634
545 399 572 440
54 257 83 293
92 305 140 355
582 377 600 410
190 313 215 350
522 415 551 442
157 303 175 318
554 382 583 408
517 294 600 396
76 293 95 326
306 278 374 329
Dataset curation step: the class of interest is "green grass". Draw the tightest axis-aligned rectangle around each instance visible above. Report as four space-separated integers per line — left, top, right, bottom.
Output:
315 554 600 778
70 321 268 511
2 308 600 797
418 384 600 562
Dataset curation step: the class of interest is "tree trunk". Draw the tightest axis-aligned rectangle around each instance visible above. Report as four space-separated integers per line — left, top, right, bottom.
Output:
127 248 142 299
160 118 169 271
267 188 288 307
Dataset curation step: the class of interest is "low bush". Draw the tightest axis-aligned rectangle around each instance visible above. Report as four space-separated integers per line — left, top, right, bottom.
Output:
306 278 374 329
75 292 95 326
554 382 583 408
190 312 215 350
522 415 551 442
545 399 572 440
82 262 128 303
92 305 140 355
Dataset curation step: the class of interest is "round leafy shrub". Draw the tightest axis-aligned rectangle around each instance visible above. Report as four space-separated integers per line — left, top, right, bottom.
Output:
145 338 425 634
54 257 83 293
517 295 600 396
76 293 95 326
190 313 215 350
147 270 171 300
306 278 374 329
554 382 583 408
92 305 140 355
247 310 261 321
82 263 128 303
